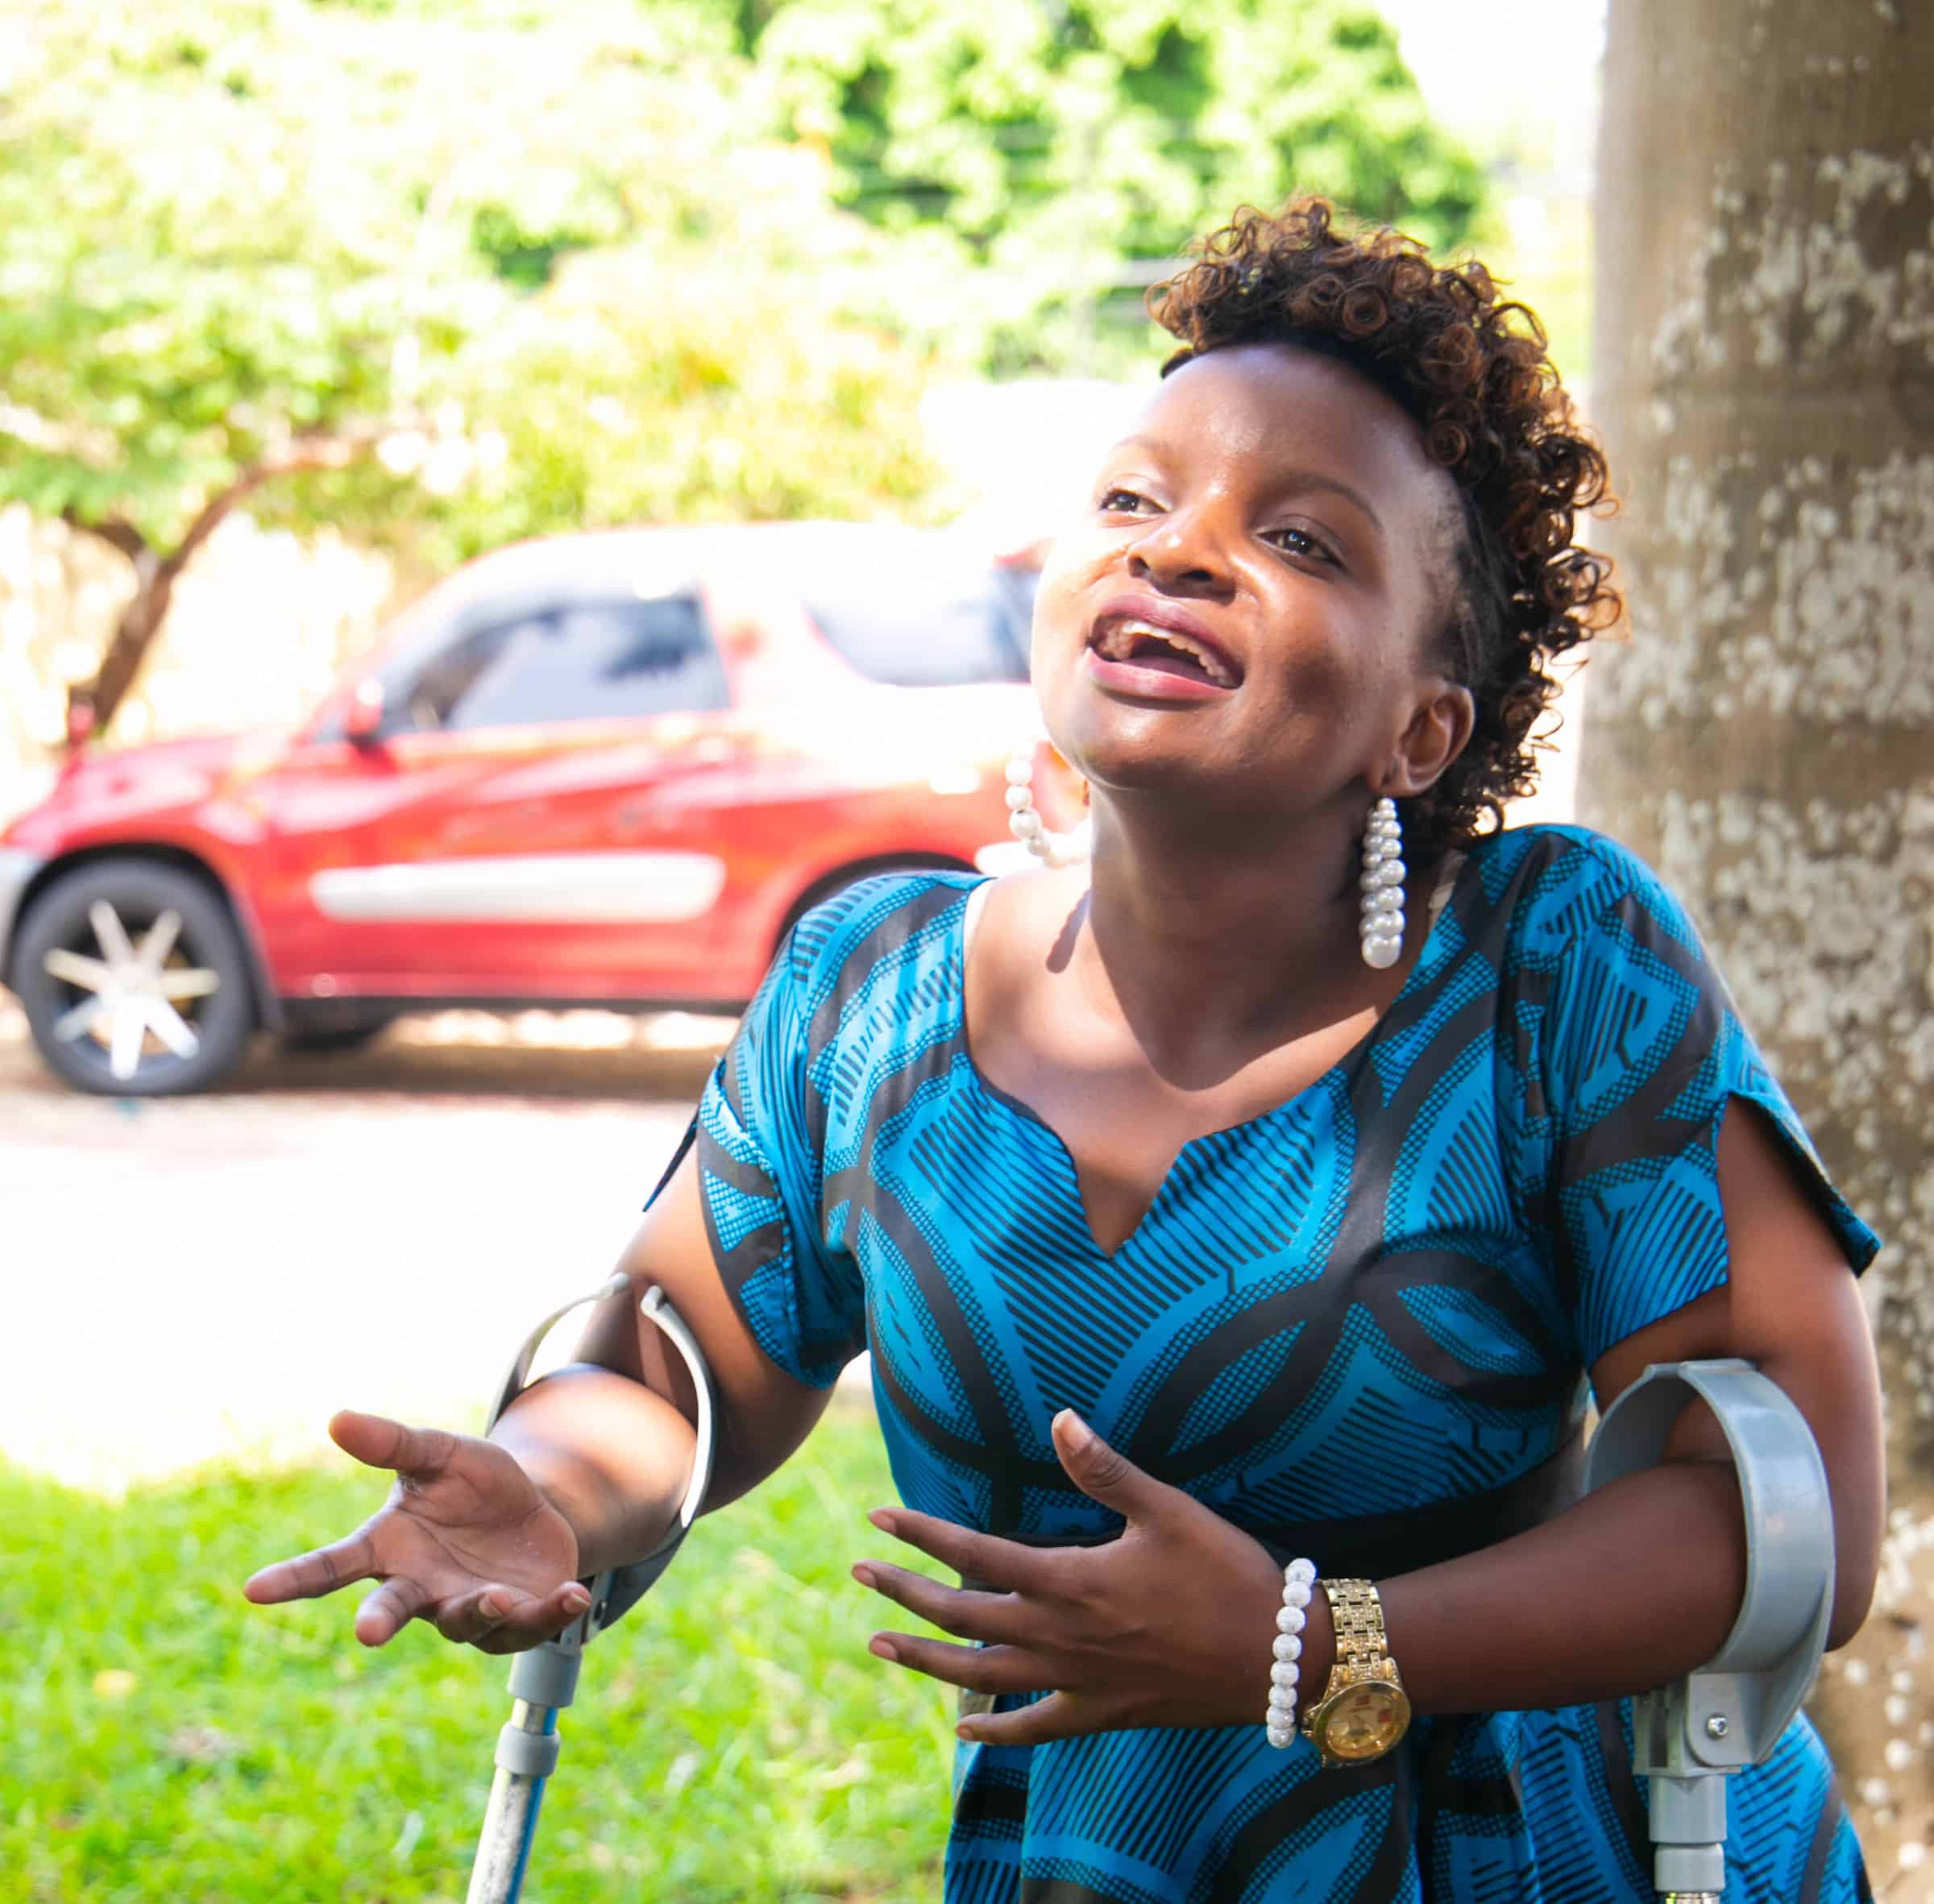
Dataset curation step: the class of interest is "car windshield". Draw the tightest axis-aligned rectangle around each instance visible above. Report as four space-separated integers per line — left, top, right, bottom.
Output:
803 558 1035 687
317 532 1037 744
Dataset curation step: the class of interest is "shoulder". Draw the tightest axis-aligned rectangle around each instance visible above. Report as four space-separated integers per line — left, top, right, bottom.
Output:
1461 823 1703 968
782 869 985 1004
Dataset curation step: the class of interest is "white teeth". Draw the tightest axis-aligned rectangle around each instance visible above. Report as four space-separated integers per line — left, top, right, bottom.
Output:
1097 618 1235 687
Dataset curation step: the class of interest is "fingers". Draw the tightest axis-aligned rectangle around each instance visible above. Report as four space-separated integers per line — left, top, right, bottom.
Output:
329 1410 459 1480
853 1562 1023 1643
471 1582 597 1653
434 1580 593 1649
866 1508 1052 1593
433 1583 517 1646
1049 1410 1174 1520
253 1550 592 1650
957 1690 1082 1748
355 1574 435 1647
869 1633 1049 1697
244 1413 454 1610
243 1527 378 1605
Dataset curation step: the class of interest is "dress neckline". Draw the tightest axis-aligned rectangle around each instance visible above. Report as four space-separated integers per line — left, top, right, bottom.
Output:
953 851 1471 1261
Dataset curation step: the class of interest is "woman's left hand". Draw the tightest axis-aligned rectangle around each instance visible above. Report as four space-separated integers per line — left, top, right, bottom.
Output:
853 1409 1302 1746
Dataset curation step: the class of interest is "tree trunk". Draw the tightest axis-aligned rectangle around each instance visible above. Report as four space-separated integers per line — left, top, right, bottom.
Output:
71 562 175 742
1585 0 1934 1889
62 427 396 745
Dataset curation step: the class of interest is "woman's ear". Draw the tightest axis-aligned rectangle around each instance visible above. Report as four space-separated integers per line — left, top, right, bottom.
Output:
1383 682 1476 799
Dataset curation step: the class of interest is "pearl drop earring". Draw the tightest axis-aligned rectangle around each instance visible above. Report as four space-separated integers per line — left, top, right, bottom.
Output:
1004 749 1086 869
1359 796 1405 969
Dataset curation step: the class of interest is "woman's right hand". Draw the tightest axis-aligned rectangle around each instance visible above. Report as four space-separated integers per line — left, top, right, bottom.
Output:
243 1410 590 1652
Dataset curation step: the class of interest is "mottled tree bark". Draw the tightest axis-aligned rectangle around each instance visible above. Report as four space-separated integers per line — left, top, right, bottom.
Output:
1584 0 1934 1888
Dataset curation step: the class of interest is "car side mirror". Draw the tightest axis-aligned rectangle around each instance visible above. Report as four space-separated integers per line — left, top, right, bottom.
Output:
343 678 387 748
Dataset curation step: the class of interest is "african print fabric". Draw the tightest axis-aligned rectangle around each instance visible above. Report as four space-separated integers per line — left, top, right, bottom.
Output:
693 823 1878 1903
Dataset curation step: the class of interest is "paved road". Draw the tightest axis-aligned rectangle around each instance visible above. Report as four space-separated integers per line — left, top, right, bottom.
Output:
0 1002 741 1491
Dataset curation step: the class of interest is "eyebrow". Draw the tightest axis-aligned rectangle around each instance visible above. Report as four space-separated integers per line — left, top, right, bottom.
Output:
1109 437 1386 537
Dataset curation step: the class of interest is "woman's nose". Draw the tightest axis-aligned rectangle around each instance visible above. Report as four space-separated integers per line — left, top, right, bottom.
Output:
1126 508 1232 590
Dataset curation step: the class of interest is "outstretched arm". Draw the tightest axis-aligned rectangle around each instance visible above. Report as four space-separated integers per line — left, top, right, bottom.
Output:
247 1143 833 1652
488 1140 836 1579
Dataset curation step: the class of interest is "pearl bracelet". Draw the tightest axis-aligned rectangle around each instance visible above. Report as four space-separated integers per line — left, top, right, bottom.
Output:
1265 1558 1318 1747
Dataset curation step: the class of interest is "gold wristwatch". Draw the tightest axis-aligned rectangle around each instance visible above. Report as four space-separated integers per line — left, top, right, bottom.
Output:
1301 1578 1412 1768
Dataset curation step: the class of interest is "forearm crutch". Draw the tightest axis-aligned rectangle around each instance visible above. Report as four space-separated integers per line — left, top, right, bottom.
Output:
1584 1359 1836 1904
465 1275 717 1904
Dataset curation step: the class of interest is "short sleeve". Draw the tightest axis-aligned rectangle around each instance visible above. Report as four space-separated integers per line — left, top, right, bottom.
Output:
1538 860 1879 1369
693 931 866 1389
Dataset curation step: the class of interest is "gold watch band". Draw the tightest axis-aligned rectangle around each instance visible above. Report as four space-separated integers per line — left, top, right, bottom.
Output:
1301 1577 1411 1767
1322 1577 1397 1676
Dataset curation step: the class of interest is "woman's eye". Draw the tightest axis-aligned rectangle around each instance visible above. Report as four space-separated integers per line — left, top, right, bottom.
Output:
1268 525 1336 565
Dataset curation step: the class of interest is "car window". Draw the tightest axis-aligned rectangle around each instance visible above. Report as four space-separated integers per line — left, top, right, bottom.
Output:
400 595 729 732
804 564 1036 687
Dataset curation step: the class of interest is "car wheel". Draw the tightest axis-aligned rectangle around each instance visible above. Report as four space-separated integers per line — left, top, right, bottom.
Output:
13 859 256 1096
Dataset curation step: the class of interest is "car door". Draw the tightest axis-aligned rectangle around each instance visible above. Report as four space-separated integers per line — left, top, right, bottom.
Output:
255 588 745 1002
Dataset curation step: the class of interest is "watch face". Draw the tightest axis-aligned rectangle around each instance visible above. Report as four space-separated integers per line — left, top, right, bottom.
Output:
1315 1680 1412 1762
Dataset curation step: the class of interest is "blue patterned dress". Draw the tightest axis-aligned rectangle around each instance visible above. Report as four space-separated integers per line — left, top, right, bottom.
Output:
690 823 1877 1903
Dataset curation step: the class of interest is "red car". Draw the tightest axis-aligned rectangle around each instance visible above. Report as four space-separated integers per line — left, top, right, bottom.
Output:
1 523 1075 1095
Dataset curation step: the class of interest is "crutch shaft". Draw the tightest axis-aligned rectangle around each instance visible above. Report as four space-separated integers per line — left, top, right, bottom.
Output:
467 1697 562 1904
467 1763 545 1904
466 1271 716 1901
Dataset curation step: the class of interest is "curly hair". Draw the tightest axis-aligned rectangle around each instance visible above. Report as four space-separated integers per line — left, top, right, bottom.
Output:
1148 197 1619 867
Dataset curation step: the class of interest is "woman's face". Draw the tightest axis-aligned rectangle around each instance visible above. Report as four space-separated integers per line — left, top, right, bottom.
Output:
1031 342 1469 829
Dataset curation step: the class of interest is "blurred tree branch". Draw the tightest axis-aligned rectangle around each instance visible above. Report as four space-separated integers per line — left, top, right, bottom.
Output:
57 510 149 568
56 423 430 732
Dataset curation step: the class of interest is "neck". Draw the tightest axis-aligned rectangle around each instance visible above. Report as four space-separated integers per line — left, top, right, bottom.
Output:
1075 791 1405 1073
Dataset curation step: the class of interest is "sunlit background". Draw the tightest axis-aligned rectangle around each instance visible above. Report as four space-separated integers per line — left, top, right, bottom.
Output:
0 6 1627 1898
0 0 1604 819
0 0 1612 1486
10 6 1932 1900
27 0 1934 1894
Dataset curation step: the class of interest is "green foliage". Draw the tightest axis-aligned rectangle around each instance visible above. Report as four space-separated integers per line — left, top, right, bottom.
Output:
724 0 1488 370
0 0 1488 661
0 0 944 574
425 243 940 565
0 1402 955 1902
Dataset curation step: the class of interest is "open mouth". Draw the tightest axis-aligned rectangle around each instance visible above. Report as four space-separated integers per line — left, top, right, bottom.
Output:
1089 616 1242 688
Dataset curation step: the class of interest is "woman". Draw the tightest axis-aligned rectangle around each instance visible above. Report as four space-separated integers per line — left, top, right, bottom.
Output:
247 199 1883 1902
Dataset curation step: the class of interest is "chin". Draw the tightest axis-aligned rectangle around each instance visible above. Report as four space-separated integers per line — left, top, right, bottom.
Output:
1046 694 1214 796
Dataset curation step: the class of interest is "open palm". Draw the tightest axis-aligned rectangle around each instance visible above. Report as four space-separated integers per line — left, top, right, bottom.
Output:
244 1410 587 1652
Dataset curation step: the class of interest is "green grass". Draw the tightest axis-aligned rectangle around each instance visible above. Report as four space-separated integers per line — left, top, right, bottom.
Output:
0 1400 956 1902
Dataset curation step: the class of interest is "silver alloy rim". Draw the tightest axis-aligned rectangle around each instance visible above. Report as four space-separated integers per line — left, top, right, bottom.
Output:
42 901 221 1081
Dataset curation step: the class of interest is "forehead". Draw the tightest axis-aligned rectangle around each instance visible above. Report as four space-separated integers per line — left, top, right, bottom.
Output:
1127 342 1448 521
